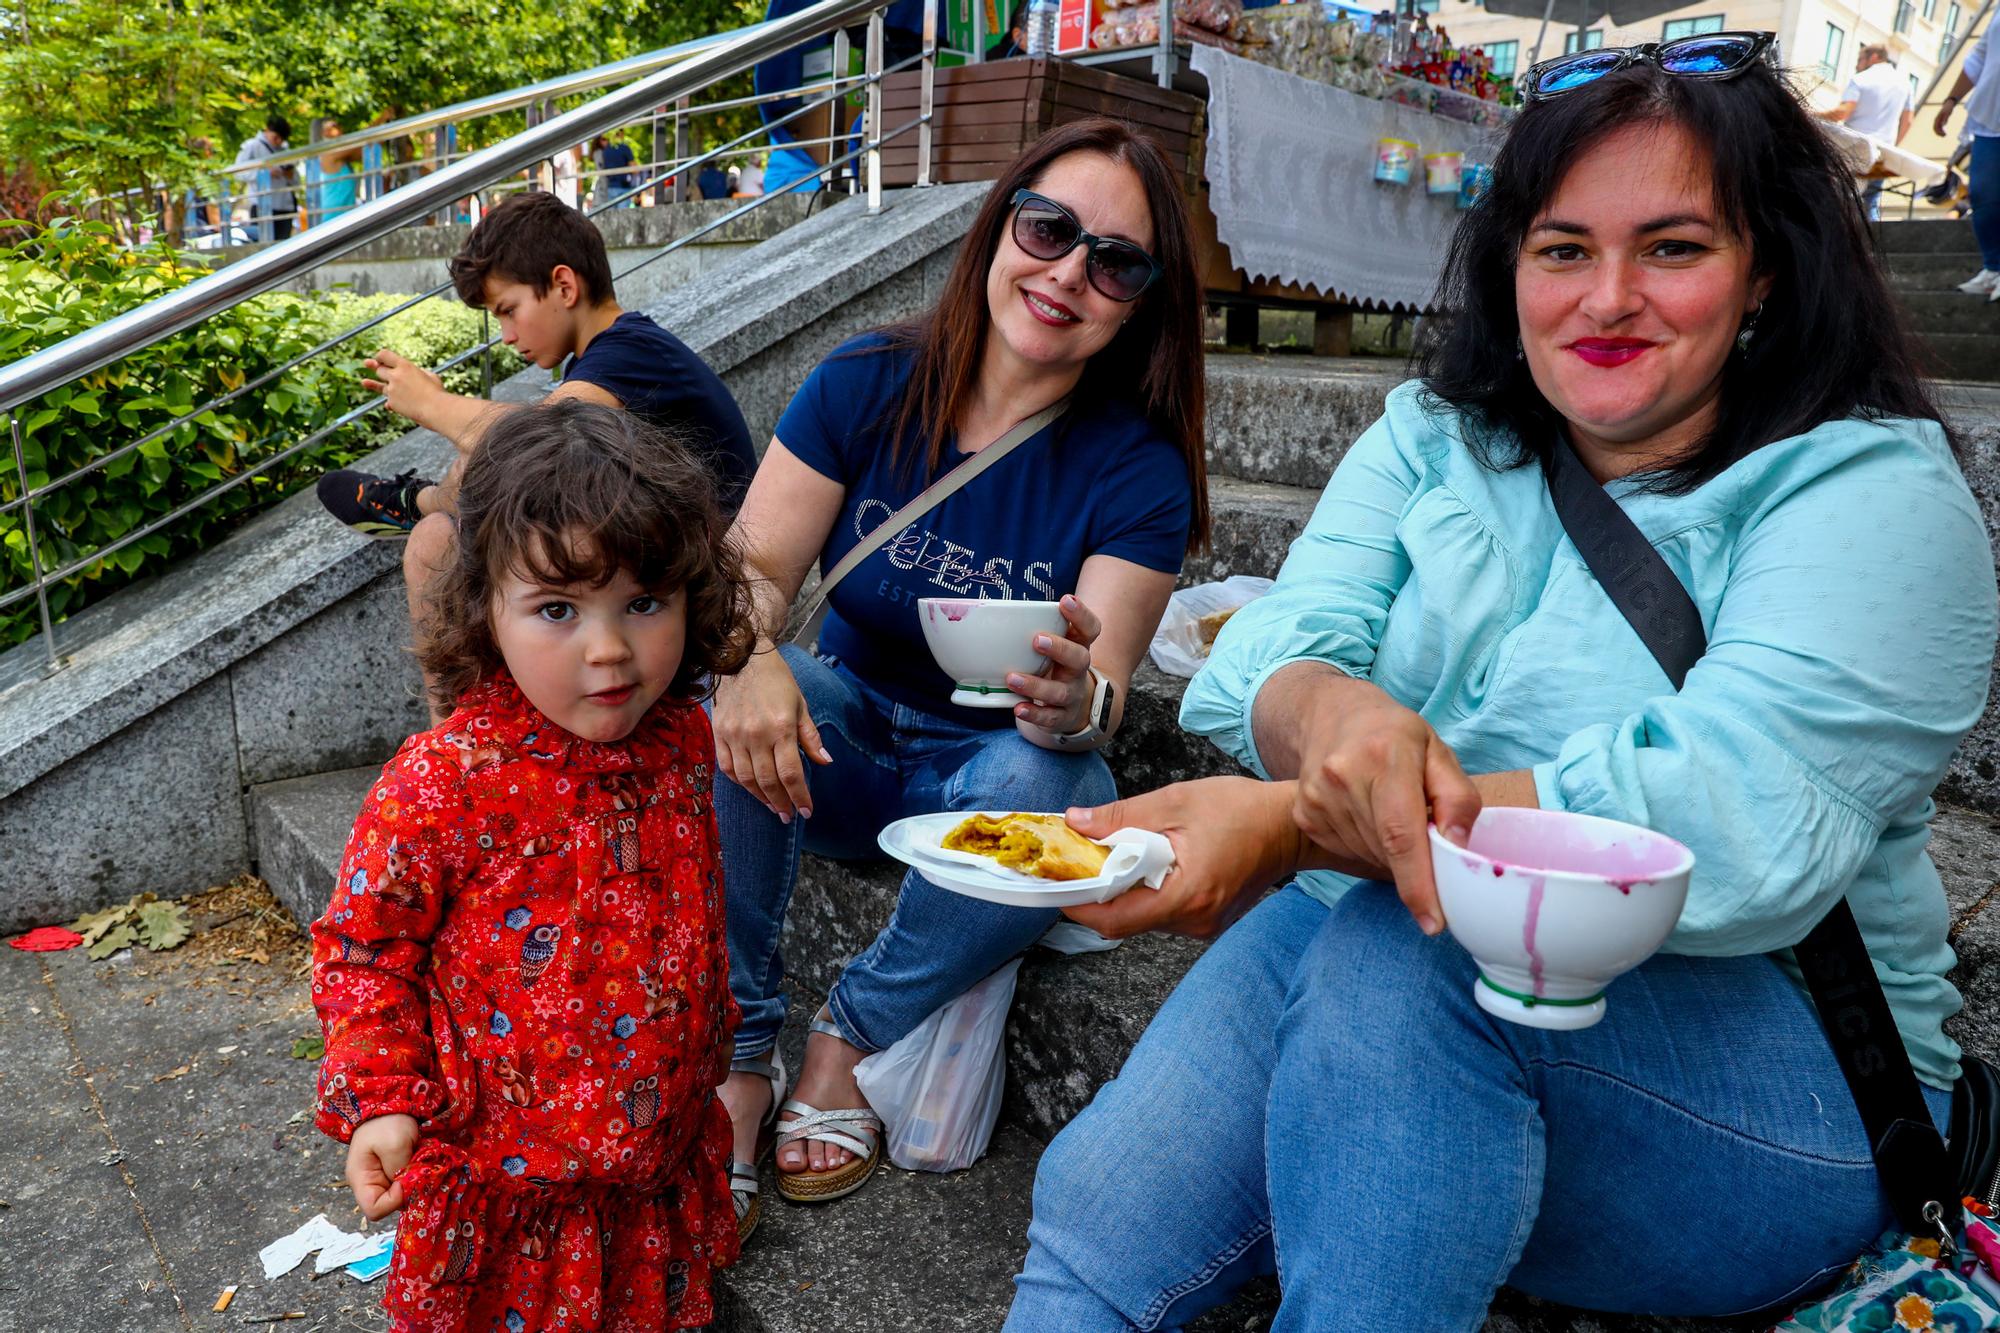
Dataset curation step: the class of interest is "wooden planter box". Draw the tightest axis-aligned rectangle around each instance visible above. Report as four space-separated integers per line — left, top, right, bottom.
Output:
880 57 1205 194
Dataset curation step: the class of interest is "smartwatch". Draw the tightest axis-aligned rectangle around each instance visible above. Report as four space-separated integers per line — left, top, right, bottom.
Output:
1052 669 1116 750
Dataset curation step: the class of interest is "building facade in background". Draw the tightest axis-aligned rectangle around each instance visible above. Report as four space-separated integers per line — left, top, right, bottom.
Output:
1432 0 1971 134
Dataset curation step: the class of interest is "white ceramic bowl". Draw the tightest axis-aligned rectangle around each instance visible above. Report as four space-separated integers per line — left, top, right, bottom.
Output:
918 598 1069 708
1430 807 1694 1030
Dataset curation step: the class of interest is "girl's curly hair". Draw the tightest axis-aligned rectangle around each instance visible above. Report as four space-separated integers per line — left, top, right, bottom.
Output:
419 399 756 715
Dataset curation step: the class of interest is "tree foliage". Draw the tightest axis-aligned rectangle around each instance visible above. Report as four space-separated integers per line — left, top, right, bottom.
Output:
0 0 764 219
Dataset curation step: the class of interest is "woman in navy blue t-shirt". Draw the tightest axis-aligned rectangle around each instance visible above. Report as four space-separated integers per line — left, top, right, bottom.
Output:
712 119 1211 1228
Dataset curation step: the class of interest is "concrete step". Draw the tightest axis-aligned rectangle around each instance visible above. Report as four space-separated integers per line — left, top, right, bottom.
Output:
1887 252 1993 292
1899 290 2000 336
1203 354 1399 489
1876 217 1985 255
1183 475 1319 589
1919 331 2000 382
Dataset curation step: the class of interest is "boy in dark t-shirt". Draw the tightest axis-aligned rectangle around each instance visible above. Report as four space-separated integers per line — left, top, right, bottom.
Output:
316 190 756 537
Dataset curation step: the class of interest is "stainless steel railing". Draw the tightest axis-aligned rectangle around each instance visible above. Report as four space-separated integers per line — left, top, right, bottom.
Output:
0 0 940 670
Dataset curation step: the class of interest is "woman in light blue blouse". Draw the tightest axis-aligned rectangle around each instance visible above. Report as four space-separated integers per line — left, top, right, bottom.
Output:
1005 38 1998 1331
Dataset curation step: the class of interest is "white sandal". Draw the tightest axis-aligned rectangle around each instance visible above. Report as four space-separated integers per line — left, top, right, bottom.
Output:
774 1010 885 1204
729 1048 787 1242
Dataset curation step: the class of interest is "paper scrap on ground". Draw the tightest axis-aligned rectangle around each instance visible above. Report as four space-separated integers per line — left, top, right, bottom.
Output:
259 1214 348 1281
314 1227 393 1275
344 1238 394 1282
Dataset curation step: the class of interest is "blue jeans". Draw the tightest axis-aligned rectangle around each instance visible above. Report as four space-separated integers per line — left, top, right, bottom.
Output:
1861 176 1886 222
1007 883 1951 1331
1970 135 2000 269
717 644 1115 1058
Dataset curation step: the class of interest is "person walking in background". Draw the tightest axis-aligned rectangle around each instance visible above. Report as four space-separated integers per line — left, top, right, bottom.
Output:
234 114 297 241
1816 43 1913 220
1936 21 2000 296
594 133 639 207
317 119 363 224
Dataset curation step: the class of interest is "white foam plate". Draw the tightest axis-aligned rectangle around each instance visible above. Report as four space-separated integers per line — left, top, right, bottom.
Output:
877 811 1177 909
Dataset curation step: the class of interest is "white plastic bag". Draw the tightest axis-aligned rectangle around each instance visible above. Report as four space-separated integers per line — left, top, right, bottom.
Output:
1148 576 1275 678
853 957 1021 1173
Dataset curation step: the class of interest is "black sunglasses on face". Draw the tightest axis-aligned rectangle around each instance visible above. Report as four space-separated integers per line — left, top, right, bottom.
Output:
1523 30 1776 103
1009 189 1163 303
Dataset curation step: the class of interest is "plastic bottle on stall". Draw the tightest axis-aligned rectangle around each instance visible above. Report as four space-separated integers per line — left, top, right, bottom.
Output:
1026 0 1059 56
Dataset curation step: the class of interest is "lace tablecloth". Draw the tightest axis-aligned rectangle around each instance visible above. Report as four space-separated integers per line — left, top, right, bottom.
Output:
1191 45 1506 310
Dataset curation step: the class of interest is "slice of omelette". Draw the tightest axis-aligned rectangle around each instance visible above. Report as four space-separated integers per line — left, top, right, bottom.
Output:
941 813 1110 882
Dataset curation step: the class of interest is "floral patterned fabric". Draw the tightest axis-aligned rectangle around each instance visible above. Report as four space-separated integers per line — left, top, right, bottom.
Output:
310 675 740 1331
1777 1218 2000 1332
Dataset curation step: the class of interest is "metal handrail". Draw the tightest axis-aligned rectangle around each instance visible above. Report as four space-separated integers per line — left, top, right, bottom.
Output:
2 0 941 665
0 47 925 525
0 0 892 417
218 23 756 178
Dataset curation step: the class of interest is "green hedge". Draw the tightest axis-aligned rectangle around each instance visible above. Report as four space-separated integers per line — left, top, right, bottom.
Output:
0 220 521 649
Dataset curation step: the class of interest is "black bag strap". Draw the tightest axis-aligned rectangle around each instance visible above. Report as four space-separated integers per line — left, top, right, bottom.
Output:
1543 437 1957 1238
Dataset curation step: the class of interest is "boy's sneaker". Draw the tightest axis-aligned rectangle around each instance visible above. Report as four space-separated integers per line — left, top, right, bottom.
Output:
1959 268 2000 295
316 468 433 538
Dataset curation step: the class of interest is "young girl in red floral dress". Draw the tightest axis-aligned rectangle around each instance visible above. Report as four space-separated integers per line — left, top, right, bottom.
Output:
310 400 755 1331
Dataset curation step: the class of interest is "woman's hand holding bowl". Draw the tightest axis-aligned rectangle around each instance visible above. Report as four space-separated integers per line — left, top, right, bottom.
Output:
712 648 833 824
1007 593 1101 734
1291 680 1482 936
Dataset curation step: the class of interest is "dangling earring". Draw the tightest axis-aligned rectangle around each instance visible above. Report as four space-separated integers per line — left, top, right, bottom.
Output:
1513 336 1524 362
1736 304 1761 352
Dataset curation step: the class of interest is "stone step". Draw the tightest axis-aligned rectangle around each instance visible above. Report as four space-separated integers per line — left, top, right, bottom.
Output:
1920 331 2000 382
1183 475 1319 590
1876 218 1985 255
1888 252 1992 292
1202 354 1398 489
1900 290 2000 336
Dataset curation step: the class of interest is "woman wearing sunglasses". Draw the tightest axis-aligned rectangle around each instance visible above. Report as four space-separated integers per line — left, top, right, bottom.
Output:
1006 35 1997 1329
712 119 1209 1226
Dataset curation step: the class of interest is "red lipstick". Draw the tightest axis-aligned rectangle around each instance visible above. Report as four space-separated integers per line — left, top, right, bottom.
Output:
1567 338 1655 367
1022 290 1080 327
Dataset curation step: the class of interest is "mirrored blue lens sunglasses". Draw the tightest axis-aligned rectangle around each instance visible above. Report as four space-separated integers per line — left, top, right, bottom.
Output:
1523 30 1777 104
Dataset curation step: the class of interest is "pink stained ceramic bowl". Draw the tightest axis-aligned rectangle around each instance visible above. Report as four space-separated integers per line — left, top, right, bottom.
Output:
917 598 1068 709
1429 807 1694 1031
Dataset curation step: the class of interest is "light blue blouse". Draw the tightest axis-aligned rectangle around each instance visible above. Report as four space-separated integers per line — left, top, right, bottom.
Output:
1183 381 1998 1088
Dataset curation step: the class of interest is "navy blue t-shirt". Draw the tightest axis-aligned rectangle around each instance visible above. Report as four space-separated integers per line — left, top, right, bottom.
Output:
777 333 1194 726
560 312 758 512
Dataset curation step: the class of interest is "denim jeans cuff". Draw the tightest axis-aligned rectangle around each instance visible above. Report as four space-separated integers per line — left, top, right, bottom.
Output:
823 985 886 1055
731 1032 781 1064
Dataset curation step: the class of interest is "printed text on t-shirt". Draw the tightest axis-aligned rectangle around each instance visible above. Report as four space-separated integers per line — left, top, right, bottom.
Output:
853 498 1056 601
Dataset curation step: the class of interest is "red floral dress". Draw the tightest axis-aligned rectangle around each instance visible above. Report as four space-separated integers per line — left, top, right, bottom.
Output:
310 676 740 1332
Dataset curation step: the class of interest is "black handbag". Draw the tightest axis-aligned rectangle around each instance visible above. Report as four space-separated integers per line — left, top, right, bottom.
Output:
1542 435 1998 1258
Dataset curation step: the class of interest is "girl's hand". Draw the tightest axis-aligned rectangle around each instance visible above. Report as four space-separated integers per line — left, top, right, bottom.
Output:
1062 778 1373 940
712 648 832 823
1008 593 1101 733
1291 681 1480 936
346 1113 419 1221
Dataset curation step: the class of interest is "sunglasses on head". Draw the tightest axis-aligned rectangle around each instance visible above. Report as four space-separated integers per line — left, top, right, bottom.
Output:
1009 189 1163 303
1523 30 1776 103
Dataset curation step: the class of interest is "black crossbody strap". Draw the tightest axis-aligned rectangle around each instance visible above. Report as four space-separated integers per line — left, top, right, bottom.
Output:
1543 437 1954 1236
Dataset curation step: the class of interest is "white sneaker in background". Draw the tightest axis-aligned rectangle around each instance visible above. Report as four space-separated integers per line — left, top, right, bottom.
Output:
1960 268 2000 295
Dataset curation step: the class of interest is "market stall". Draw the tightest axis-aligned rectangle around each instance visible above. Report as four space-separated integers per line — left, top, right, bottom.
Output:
880 0 1523 338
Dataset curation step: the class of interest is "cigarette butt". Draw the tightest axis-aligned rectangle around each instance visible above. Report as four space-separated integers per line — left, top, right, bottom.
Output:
212 1286 237 1313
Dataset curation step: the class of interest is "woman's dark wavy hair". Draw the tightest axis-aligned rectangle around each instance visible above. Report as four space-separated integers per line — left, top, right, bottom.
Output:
1416 58 1946 491
871 117 1211 553
420 399 755 714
